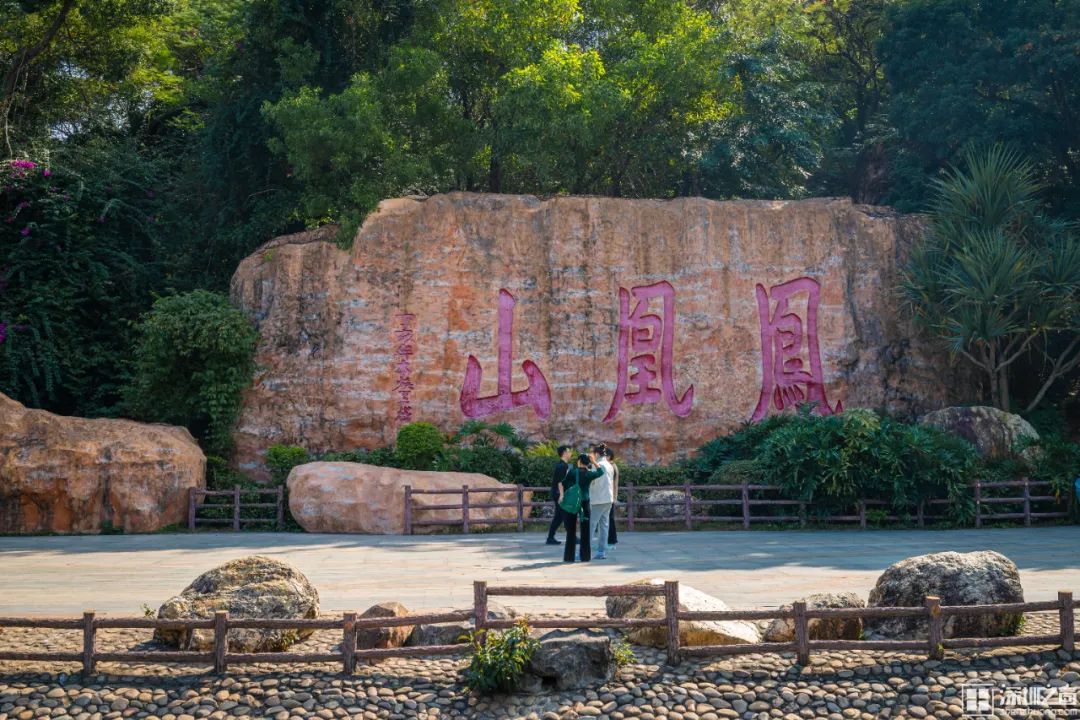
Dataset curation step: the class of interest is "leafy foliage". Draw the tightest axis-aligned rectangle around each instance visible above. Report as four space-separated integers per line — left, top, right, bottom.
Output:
901 146 1080 412
395 421 446 470
126 290 257 453
462 618 539 695
265 444 311 486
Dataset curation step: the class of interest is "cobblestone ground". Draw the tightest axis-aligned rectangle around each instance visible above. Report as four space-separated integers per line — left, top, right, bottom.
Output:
1 613 1078 720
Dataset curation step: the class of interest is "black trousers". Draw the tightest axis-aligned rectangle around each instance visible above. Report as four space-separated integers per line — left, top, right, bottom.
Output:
608 504 618 545
563 502 591 562
546 497 566 540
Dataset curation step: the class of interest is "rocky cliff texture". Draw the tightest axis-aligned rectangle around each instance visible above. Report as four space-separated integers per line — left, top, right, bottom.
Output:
232 193 960 477
0 392 205 533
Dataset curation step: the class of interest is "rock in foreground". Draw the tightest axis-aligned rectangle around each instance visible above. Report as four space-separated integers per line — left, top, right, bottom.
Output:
0 392 205 534
920 405 1039 459
155 556 320 651
607 578 760 647
517 630 616 693
407 602 517 647
356 602 413 657
287 462 528 534
763 592 866 642
865 551 1024 640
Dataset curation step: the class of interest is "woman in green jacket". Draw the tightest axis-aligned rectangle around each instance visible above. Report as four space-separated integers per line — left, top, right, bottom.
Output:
561 452 605 563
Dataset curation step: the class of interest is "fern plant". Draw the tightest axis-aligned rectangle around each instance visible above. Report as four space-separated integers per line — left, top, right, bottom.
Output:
462 618 539 695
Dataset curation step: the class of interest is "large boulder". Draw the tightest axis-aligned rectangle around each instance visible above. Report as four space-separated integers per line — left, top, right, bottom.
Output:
407 602 517 647
638 489 686 520
865 551 1025 640
231 194 962 476
155 556 320 652
606 578 760 647
763 592 866 642
287 462 530 534
516 630 616 693
0 392 205 534
356 602 413 660
920 406 1039 459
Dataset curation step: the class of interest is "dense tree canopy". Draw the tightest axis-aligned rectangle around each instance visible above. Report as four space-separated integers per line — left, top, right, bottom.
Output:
1 0 1078 432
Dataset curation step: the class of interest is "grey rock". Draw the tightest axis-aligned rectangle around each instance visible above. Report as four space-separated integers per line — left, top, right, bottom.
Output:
406 603 517 647
516 630 616 693
865 551 1024 639
763 592 865 642
919 406 1039 460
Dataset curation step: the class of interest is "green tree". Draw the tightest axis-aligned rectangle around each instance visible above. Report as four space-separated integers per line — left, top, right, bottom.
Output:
880 0 1080 214
126 290 257 452
901 146 1080 412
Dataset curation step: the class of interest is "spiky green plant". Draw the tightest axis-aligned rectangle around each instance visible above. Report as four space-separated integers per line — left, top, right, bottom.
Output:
901 145 1080 412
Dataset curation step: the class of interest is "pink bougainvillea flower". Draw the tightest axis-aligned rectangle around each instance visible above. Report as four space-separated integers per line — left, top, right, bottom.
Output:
9 160 36 169
42 168 51 177
20 226 30 236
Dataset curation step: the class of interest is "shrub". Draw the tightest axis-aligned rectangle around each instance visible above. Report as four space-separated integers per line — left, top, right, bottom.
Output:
683 414 794 481
395 422 445 470
524 440 560 458
756 407 977 522
617 464 688 488
266 444 311 486
437 443 521 483
463 618 539 695
125 290 257 454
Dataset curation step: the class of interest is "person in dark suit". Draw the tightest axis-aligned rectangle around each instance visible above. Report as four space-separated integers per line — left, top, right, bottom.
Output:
546 445 573 545
562 451 604 563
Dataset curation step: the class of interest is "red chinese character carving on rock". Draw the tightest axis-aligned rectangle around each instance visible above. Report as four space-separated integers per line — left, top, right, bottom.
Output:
460 289 552 420
603 280 694 422
751 276 842 421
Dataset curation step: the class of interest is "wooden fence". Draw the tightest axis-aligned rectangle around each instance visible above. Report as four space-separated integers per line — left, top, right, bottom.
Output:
1 582 1075 674
403 478 1072 534
187 486 285 531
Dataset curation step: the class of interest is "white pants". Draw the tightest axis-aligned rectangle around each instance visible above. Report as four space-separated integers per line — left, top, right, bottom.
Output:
590 502 612 556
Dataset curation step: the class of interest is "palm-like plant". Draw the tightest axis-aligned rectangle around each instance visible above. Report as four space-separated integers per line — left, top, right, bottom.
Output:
901 145 1080 412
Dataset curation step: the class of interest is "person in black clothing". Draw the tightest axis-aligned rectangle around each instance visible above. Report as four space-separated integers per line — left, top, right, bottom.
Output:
562 451 605 563
546 445 574 545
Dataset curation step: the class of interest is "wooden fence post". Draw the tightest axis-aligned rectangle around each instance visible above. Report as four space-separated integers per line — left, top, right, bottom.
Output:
974 481 982 528
858 500 866 530
188 489 196 531
404 486 413 535
276 486 285 531
793 601 809 665
741 480 750 529
683 482 693 530
232 485 241 532
213 611 229 673
1023 477 1031 527
462 485 470 534
926 596 943 660
516 485 525 532
626 484 636 531
473 581 488 633
664 581 680 665
82 610 96 676
1059 591 1075 653
342 612 357 674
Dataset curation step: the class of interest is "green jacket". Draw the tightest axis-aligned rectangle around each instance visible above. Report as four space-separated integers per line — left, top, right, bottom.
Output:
563 466 605 503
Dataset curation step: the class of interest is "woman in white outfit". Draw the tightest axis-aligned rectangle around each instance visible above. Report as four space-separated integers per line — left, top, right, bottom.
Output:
589 443 615 559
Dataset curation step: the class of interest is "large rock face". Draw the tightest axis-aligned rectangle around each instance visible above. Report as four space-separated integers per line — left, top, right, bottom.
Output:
0 392 205 534
606 578 760 647
155 556 320 652
231 194 961 476
920 406 1039 459
287 461 529 534
865 551 1025 640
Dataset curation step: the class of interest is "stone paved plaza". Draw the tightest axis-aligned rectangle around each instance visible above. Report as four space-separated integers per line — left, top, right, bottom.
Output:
3 526 1079 616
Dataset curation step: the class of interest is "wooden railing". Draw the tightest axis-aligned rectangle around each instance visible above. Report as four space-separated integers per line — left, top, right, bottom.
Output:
187 486 285 531
403 478 1072 534
1 583 1075 673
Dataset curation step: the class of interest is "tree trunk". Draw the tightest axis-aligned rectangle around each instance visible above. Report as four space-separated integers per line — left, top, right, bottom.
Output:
998 369 1011 413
